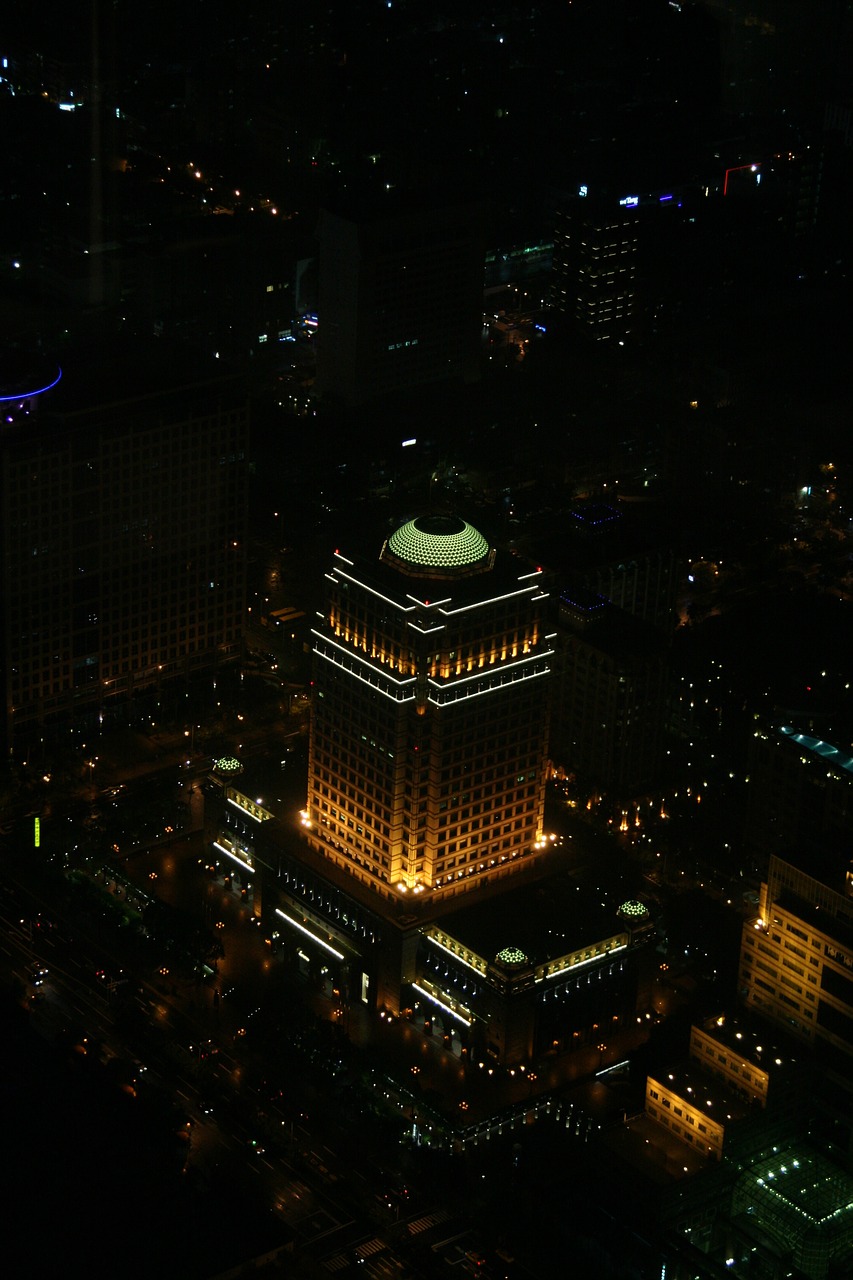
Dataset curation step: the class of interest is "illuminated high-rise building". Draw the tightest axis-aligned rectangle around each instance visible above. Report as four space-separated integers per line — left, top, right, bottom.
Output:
305 514 554 902
216 514 652 1065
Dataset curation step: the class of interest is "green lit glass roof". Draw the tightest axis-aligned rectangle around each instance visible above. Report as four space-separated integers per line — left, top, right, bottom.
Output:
384 515 491 573
619 900 649 919
779 724 853 776
213 756 243 775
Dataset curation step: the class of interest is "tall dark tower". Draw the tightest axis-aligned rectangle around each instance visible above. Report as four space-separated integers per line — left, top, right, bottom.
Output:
0 351 248 754
317 200 486 406
552 188 639 342
305 514 553 902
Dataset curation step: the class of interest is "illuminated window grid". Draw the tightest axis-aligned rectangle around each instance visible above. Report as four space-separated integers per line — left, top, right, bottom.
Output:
645 1076 723 1159
307 547 550 899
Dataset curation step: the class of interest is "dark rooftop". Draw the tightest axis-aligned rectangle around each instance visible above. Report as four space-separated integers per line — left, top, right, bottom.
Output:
434 858 651 969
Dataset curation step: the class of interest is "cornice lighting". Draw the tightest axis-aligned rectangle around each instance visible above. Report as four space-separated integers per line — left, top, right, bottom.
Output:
275 908 344 960
427 934 486 974
213 841 254 874
411 983 471 1026
227 796 270 823
428 648 553 689
314 646 417 703
406 594 452 608
428 664 550 705
543 941 627 981
438 585 537 615
312 631 417 685
332 566 415 612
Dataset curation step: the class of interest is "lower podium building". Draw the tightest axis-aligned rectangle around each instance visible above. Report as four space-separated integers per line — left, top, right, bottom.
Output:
209 514 654 1065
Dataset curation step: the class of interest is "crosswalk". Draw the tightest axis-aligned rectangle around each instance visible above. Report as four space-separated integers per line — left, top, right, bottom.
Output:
324 1237 385 1272
322 1207 453 1273
406 1207 451 1235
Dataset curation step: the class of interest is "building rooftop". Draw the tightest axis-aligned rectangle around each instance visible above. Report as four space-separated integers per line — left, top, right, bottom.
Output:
435 859 652 970
651 1062 753 1127
778 724 853 778
695 1013 802 1077
382 514 493 578
331 521 536 607
732 1142 853 1265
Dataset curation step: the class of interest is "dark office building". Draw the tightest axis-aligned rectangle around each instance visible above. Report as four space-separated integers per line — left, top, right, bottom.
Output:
551 187 640 342
550 586 671 798
0 350 248 752
317 199 486 406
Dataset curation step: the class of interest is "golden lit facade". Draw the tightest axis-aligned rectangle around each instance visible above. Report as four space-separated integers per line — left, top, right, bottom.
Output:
740 855 853 1074
305 515 553 901
689 1021 770 1107
645 1072 729 1160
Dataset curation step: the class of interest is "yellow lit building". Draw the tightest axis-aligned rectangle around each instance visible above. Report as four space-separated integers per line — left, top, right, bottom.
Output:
739 851 853 1150
305 514 554 902
646 1066 746 1161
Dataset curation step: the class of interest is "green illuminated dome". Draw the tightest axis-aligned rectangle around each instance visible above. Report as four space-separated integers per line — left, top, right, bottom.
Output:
618 900 649 921
382 515 492 579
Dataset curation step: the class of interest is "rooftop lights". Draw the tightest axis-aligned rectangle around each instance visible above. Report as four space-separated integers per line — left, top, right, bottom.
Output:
383 515 492 575
619 900 649 919
214 756 242 775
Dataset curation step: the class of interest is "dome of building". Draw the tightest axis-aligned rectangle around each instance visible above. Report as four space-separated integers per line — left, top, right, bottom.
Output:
382 514 492 578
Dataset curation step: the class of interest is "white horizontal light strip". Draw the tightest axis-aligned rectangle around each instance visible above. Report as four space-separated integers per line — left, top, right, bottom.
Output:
333 566 414 612
517 569 543 580
213 841 254 875
427 934 486 975
227 797 266 823
428 647 553 690
438 585 536 615
333 551 354 566
275 908 345 960
597 1058 630 1078
314 646 417 703
312 630 416 685
407 622 446 635
427 664 551 706
411 983 472 1027
405 594 452 608
541 942 627 982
